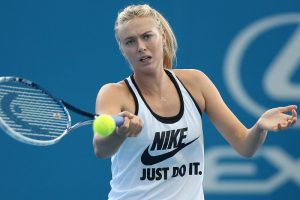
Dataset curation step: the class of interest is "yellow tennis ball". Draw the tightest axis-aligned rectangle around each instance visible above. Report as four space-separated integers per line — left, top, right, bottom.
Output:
93 115 116 137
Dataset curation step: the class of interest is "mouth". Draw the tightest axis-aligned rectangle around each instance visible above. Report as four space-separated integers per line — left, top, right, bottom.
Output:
139 56 152 62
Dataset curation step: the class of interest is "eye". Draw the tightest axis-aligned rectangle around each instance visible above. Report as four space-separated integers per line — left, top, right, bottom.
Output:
124 39 135 46
143 34 152 41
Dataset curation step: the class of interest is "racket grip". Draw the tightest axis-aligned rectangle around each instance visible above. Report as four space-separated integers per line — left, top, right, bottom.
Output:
113 115 124 127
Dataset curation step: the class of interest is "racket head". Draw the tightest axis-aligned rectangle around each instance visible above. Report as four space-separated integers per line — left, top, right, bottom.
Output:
0 76 71 146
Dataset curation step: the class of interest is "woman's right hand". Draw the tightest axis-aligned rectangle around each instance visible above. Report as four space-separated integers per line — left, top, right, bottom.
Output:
116 111 143 137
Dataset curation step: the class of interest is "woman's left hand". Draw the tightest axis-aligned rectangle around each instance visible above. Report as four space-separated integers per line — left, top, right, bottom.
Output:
257 105 298 131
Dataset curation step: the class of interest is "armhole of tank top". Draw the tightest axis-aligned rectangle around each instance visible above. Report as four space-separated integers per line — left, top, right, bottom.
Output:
124 78 139 115
166 70 203 117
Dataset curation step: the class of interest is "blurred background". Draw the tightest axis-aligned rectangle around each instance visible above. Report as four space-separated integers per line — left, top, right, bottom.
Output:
0 0 299 199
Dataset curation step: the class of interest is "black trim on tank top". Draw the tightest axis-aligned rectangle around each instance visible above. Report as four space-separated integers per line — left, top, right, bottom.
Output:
130 69 184 124
175 77 203 117
124 79 139 115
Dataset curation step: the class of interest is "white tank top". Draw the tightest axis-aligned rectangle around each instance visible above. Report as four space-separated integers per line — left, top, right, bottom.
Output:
108 70 205 200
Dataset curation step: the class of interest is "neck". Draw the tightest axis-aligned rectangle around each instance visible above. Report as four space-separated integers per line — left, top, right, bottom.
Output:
133 68 170 98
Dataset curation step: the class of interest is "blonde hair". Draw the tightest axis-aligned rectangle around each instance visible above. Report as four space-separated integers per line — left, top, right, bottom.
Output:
115 4 177 69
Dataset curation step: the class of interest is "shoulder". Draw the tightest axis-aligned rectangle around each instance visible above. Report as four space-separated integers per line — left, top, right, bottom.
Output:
172 68 208 81
98 81 128 93
171 68 219 113
172 69 211 88
171 69 212 112
97 81 130 100
96 80 135 113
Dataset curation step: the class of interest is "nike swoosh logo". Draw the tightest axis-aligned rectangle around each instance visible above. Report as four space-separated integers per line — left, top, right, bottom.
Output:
141 137 199 165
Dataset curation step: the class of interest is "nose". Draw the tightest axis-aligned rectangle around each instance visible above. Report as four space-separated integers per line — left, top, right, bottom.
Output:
137 39 146 52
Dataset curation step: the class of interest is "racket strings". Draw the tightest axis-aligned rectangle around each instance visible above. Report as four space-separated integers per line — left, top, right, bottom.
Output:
0 81 70 141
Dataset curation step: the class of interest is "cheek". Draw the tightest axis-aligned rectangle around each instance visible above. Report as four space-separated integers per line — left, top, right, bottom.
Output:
120 45 130 57
121 47 136 63
152 40 164 56
152 36 164 51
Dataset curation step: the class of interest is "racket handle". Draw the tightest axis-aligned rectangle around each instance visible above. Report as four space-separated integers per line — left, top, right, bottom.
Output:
113 115 124 127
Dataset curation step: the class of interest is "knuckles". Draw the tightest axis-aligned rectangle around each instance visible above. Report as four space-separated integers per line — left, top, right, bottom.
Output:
117 115 143 137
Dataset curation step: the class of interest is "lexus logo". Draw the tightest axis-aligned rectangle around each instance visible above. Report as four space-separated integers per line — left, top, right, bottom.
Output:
224 13 300 128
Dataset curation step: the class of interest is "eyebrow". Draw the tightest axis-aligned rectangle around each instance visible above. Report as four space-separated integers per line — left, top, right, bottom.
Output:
122 31 153 42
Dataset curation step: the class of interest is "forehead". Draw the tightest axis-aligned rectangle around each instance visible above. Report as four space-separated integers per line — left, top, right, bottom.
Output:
117 17 160 40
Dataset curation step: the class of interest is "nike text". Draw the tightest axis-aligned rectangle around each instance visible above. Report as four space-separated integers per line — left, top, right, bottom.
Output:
140 162 202 181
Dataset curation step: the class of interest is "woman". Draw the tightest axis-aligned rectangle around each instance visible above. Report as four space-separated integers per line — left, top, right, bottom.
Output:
93 4 297 200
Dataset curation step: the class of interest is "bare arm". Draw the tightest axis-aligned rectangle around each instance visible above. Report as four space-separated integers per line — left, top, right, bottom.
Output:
93 82 143 158
176 69 298 157
232 105 297 157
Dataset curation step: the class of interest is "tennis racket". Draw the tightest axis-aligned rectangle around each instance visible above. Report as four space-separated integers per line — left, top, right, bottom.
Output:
0 76 124 146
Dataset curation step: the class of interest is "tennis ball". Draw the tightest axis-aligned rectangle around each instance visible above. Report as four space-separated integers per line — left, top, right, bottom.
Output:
93 115 116 137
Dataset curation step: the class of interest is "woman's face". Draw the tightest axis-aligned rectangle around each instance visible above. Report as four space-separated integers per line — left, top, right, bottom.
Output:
117 17 165 73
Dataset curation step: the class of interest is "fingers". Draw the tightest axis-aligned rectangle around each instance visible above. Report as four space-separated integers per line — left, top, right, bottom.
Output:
292 108 297 118
118 111 135 120
290 109 297 126
271 105 298 131
116 111 143 137
285 108 298 126
125 116 143 137
272 111 297 131
278 105 298 113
